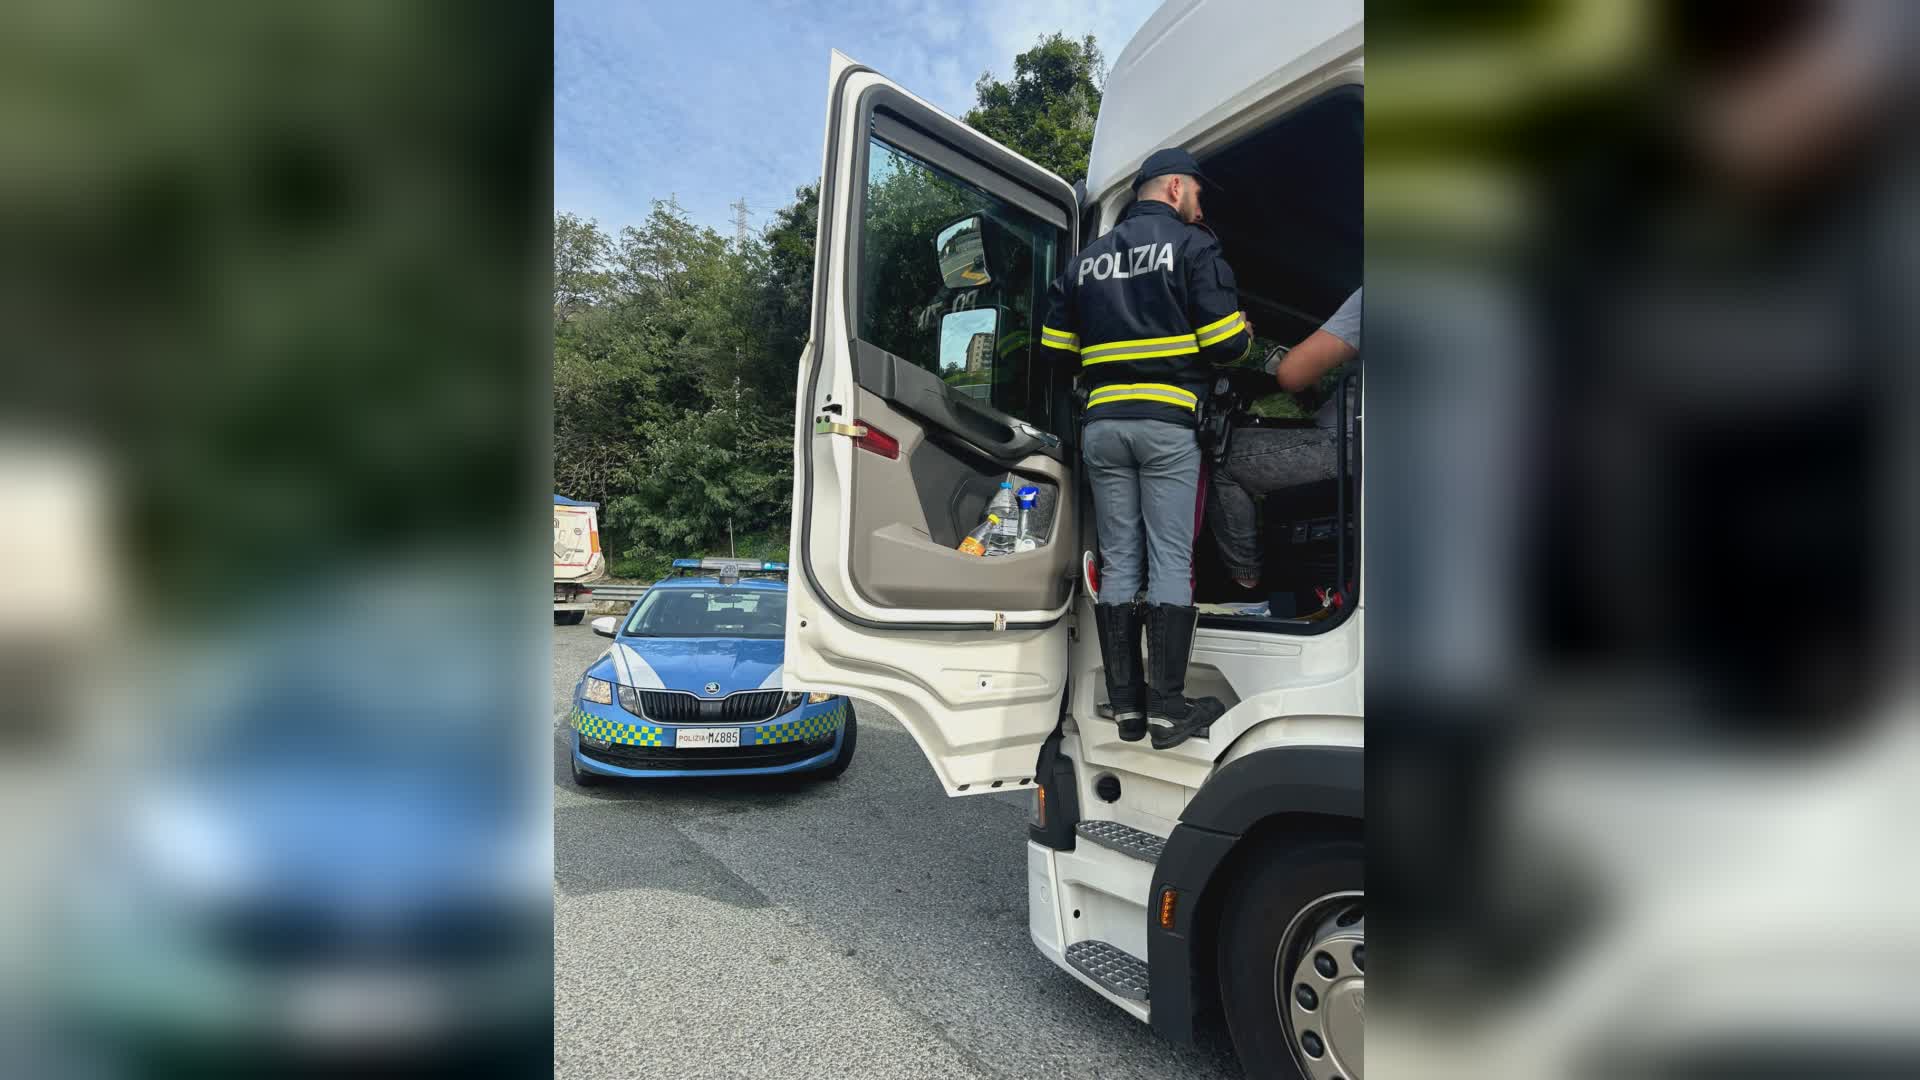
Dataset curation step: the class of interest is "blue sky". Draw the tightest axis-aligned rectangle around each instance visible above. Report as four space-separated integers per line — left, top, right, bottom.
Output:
555 0 1163 237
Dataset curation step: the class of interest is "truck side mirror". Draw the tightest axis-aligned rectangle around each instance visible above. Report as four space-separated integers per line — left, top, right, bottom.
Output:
934 215 991 290
939 308 1000 401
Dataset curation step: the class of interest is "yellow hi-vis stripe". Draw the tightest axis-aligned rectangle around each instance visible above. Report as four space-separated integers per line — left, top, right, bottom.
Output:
1087 383 1199 410
1040 326 1080 353
1195 310 1247 347
1079 333 1200 366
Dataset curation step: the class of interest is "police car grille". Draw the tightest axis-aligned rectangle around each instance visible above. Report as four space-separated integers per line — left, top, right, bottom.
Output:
635 689 788 724
719 690 787 723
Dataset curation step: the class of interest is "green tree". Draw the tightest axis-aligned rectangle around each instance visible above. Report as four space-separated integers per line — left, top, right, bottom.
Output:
964 33 1105 183
552 197 799 570
751 182 819 359
554 213 614 321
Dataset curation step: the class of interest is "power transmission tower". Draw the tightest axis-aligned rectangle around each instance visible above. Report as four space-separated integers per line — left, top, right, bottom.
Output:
730 198 751 246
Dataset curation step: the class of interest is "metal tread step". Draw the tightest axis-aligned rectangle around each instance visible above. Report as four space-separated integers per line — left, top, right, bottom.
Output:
1075 819 1166 863
1064 940 1150 1001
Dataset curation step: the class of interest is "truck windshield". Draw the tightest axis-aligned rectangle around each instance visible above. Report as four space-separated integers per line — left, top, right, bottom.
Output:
622 589 787 638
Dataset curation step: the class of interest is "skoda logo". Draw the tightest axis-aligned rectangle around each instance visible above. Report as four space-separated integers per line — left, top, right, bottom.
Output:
704 682 722 696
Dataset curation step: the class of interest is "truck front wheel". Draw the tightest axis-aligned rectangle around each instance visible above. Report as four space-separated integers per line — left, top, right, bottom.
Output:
1217 837 1364 1080
555 610 585 625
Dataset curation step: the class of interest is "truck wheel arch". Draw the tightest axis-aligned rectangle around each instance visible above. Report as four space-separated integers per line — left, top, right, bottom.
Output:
1147 744 1363 1045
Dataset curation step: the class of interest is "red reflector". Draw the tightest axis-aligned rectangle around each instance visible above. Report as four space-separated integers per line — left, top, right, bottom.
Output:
854 421 899 459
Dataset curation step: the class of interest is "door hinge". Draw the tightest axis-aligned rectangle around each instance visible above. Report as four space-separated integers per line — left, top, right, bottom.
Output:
814 419 868 437
993 612 1007 631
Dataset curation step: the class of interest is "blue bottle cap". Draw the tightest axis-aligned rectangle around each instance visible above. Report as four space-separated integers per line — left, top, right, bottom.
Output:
1017 485 1039 508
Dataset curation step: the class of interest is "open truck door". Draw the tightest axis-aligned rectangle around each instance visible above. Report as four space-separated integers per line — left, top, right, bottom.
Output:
785 52 1082 795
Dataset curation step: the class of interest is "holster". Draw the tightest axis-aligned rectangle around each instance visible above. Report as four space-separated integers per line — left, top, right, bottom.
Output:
1196 373 1236 465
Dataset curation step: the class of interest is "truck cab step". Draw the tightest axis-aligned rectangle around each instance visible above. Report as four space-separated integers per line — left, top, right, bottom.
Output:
1064 940 1150 1001
1075 820 1166 863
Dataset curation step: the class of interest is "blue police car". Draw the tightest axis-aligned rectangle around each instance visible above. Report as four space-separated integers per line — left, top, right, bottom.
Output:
567 558 856 783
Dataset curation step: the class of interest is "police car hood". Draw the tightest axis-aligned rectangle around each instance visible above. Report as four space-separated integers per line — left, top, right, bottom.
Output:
595 636 784 696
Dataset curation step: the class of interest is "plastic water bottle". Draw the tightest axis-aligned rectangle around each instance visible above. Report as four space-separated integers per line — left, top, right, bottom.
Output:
984 513 1018 556
986 479 1018 521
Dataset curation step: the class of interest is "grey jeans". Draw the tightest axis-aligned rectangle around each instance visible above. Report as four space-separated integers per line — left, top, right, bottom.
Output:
1206 426 1340 580
1084 419 1201 607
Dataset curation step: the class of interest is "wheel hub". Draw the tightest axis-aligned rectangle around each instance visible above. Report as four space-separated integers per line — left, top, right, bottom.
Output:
1280 894 1364 1080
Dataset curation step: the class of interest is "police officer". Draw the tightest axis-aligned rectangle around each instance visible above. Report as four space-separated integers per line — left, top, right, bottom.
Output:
1041 148 1253 750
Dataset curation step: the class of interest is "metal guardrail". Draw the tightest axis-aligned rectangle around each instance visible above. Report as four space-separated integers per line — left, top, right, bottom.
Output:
582 583 649 601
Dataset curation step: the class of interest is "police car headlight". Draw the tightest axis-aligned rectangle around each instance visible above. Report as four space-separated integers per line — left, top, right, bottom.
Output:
778 692 804 713
582 677 613 705
807 692 834 704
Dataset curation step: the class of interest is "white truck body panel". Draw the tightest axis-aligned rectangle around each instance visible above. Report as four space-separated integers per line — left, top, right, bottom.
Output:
1086 0 1364 208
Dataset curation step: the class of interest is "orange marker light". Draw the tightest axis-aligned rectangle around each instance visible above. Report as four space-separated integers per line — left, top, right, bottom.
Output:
1158 887 1178 929
1032 784 1047 829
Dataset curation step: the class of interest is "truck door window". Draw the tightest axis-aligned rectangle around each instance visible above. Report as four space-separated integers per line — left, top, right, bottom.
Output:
859 138 1063 431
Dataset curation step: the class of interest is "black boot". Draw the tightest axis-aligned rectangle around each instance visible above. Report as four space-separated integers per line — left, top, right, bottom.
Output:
1145 604 1225 749
1092 603 1148 741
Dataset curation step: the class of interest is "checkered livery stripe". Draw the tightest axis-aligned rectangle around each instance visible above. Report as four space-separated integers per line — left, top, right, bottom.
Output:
746 701 849 746
571 706 666 746
571 700 847 747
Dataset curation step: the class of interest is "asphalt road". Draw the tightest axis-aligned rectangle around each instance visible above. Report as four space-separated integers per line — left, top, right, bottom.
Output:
552 621 1243 1079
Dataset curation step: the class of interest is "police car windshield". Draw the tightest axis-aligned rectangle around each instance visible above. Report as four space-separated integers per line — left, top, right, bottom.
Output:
622 588 786 638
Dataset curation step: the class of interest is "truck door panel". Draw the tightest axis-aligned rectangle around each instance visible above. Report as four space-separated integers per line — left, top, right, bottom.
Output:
786 52 1080 794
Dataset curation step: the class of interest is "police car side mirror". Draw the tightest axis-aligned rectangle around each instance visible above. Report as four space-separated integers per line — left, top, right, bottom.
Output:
590 616 618 638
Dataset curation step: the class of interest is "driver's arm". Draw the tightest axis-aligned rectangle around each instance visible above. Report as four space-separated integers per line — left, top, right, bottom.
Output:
1268 287 1359 392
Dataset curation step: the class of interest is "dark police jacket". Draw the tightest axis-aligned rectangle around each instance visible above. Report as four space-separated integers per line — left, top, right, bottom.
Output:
1041 199 1252 427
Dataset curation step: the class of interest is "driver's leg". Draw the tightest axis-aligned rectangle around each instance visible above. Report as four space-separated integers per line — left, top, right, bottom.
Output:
1207 461 1264 589
1209 427 1341 588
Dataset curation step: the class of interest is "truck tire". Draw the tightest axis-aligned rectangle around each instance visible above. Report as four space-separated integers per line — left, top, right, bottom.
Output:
812 707 858 780
1217 837 1364 1080
555 610 585 625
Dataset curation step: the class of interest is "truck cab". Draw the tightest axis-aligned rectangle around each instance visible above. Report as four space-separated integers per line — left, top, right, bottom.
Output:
784 3 1362 1076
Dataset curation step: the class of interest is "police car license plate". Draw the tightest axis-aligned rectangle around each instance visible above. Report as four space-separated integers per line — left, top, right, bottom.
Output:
674 727 740 748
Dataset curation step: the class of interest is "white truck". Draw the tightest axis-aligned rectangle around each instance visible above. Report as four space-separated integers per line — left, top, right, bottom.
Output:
784 4 1363 1077
553 494 605 624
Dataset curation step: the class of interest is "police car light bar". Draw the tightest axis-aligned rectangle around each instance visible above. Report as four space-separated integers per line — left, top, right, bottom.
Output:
670 558 789 578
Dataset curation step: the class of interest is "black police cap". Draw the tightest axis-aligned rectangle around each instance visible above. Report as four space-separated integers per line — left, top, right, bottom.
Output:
1132 147 1222 194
